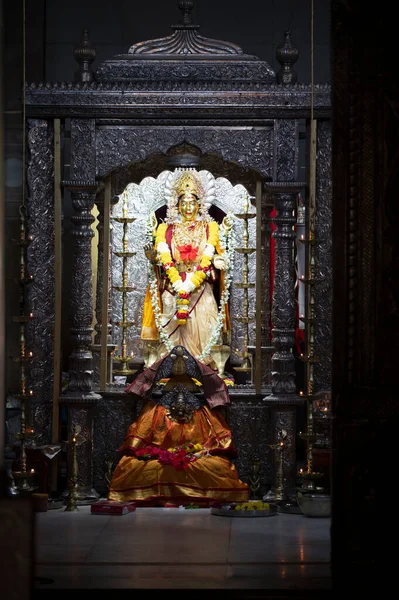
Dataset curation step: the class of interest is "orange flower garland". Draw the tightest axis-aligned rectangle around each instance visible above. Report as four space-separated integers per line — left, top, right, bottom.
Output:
155 221 220 325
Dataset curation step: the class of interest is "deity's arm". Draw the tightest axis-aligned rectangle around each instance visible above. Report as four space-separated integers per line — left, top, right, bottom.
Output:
207 220 226 270
222 214 234 233
212 214 235 269
145 221 167 263
143 213 161 262
144 242 157 263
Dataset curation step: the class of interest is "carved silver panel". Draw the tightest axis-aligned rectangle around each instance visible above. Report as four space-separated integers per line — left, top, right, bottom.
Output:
274 120 299 181
267 185 302 395
26 119 55 445
66 190 97 393
110 170 171 361
215 177 257 362
93 396 137 493
226 401 271 493
261 192 271 346
110 170 256 364
96 127 273 180
26 83 331 122
259 191 273 387
70 407 93 489
96 60 277 84
70 119 96 180
314 120 332 393
29 403 53 449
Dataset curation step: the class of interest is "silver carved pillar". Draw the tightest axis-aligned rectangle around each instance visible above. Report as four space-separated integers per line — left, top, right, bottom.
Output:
92 190 105 388
314 120 332 394
92 191 118 389
26 119 55 445
60 182 101 504
263 182 305 497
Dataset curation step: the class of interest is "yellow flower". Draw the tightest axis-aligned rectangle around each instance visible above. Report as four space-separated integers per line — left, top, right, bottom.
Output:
155 223 168 245
177 299 189 305
207 220 219 247
153 220 221 312
194 443 202 451
159 251 171 262
234 502 270 511
167 268 180 283
200 257 212 268
191 271 206 287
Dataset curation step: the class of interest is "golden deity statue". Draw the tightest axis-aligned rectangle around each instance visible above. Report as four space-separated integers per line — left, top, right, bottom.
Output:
141 168 233 371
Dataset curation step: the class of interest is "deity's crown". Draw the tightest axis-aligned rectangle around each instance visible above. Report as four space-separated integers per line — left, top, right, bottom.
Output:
174 170 203 200
165 167 214 223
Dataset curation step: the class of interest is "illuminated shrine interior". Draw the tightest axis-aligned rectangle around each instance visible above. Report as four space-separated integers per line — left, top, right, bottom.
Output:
1 0 393 597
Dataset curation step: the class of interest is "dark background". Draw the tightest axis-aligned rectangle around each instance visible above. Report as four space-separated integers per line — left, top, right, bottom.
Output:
4 0 330 91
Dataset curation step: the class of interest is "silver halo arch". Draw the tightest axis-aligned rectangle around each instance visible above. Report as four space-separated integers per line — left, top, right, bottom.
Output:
110 169 256 366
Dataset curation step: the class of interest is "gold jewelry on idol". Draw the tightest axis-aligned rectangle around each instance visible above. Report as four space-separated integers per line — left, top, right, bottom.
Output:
173 221 205 248
175 171 203 200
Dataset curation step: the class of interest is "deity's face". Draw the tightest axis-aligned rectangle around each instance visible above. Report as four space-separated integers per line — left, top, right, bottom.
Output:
174 396 186 419
178 193 200 222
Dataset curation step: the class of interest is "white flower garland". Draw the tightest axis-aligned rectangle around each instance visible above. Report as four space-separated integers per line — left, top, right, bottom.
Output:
197 216 236 361
145 213 236 362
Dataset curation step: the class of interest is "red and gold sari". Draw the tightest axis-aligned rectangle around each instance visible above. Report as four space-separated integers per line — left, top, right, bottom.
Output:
108 400 249 506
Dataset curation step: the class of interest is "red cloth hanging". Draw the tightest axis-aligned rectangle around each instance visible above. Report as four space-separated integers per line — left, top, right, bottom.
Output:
269 201 304 352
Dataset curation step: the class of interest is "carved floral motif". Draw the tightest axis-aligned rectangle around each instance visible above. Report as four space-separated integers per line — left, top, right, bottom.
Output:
70 119 96 180
314 120 332 393
26 119 55 445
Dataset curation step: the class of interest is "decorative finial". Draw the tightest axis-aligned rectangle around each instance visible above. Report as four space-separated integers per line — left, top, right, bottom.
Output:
276 30 299 85
128 0 245 56
178 0 194 26
74 29 96 83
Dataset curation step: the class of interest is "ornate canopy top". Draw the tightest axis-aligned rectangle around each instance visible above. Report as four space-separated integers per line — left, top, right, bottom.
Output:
128 0 244 56
95 0 276 83
25 0 331 117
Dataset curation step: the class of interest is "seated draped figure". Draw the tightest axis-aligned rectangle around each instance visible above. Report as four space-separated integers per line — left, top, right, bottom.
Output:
108 345 249 507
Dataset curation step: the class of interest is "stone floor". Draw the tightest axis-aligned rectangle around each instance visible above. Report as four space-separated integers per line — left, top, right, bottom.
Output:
33 504 331 595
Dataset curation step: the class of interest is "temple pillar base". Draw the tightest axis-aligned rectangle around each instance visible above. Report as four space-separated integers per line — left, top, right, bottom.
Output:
60 391 102 503
263 393 304 495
